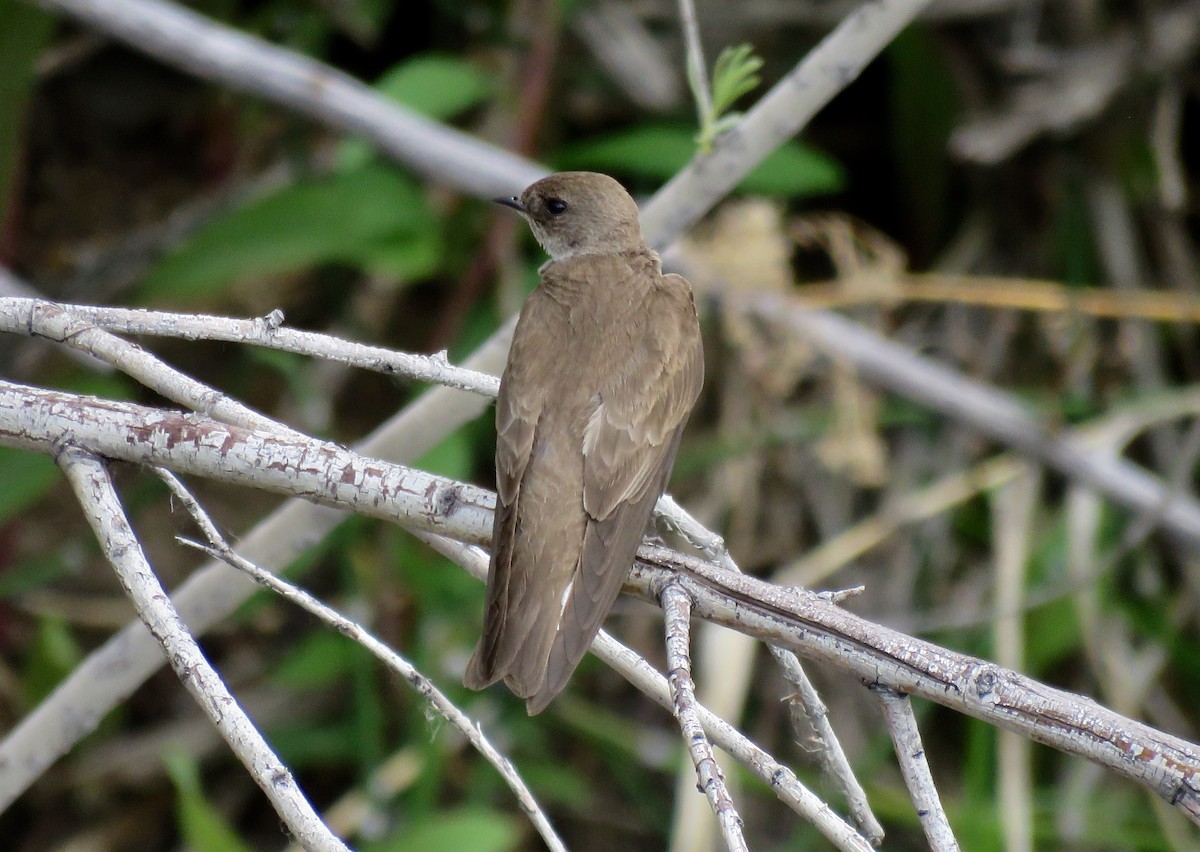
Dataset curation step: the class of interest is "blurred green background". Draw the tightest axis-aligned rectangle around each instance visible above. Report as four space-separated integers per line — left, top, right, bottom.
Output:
1 0 1199 849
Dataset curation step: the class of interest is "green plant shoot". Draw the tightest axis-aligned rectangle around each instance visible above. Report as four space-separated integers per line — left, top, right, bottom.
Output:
692 43 763 153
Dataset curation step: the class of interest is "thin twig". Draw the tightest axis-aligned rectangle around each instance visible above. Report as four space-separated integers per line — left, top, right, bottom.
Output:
657 495 883 841
770 647 884 844
153 469 566 852
54 447 348 851
420 534 874 851
661 582 748 852
0 298 305 439
872 686 960 851
991 464 1040 852
0 297 500 397
677 0 713 127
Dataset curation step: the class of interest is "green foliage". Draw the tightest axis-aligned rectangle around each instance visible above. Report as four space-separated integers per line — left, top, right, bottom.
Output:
0 0 53 235
0 554 70 599
271 629 360 690
374 54 493 122
140 51 494 304
1054 177 1101 286
559 125 844 197
888 28 959 256
689 42 764 153
163 749 255 852
140 164 436 302
21 615 84 705
337 53 494 170
0 447 59 524
361 808 520 852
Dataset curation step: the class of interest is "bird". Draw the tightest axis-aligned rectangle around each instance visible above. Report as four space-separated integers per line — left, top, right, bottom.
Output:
464 171 704 714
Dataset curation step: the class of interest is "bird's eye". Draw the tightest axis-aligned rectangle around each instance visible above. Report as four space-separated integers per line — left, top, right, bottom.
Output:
545 197 568 216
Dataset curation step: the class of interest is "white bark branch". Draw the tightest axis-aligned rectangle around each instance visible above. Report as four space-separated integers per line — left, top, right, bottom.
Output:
0 297 304 438
662 582 748 852
420 535 874 851
0 297 500 398
658 495 883 841
157 470 566 852
633 544 1200 826
0 328 511 814
872 686 960 851
55 447 348 851
3 384 1198 826
771 646 884 844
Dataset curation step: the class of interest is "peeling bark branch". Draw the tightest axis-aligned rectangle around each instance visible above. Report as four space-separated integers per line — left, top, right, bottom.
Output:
3 382 1198 824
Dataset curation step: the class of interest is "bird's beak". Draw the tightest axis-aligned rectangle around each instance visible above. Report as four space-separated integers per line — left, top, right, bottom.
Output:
493 196 526 213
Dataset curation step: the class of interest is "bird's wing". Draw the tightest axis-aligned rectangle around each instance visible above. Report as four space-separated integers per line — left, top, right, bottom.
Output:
464 291 555 691
527 275 703 712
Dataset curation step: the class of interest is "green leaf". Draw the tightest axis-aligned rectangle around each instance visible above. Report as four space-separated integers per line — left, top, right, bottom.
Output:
338 54 493 170
0 555 71 599
375 54 492 121
888 28 959 256
362 808 520 852
164 749 255 852
0 447 59 523
140 164 432 302
559 125 844 197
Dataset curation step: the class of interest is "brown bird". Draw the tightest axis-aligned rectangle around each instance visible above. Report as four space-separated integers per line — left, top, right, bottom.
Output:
464 172 704 714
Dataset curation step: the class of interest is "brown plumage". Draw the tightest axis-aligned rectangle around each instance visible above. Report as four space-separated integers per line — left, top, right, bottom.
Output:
464 172 704 714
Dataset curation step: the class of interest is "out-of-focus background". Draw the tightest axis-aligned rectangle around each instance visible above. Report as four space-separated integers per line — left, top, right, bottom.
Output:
1 0 1199 848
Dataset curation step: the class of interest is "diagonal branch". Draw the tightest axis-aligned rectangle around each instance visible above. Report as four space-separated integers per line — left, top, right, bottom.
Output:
26 0 546 197
158 470 567 852
752 294 1200 546
55 447 348 851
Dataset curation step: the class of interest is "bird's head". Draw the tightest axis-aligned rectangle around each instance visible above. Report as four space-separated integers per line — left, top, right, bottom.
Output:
495 171 643 260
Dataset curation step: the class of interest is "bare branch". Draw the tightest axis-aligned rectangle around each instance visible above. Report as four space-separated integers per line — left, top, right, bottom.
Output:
634 545 1200 826
872 686 960 851
658 495 883 841
0 297 500 398
156 470 566 852
5 385 1199 824
29 0 546 197
55 447 348 851
0 298 304 438
771 647 884 844
0 328 512 812
677 0 713 125
662 583 748 851
420 535 875 851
